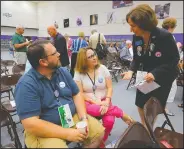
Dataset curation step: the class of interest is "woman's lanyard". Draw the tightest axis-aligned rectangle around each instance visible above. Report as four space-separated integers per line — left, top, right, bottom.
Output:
86 69 97 94
143 35 152 56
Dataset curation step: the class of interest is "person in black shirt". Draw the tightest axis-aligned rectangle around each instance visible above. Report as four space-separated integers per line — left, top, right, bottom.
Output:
121 4 179 126
47 26 70 68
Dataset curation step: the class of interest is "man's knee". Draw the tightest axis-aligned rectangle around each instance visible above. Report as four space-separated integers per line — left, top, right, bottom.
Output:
86 115 105 142
39 138 68 148
25 131 68 148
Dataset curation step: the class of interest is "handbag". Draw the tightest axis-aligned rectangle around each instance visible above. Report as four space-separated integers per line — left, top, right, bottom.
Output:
95 34 107 60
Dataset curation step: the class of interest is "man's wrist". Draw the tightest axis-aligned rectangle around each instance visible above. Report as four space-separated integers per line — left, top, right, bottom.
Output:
80 115 88 121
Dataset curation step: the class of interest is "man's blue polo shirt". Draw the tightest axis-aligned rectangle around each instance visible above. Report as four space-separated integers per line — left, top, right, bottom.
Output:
14 67 79 125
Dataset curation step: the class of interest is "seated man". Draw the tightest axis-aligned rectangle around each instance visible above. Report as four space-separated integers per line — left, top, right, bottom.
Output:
14 40 104 148
119 40 133 67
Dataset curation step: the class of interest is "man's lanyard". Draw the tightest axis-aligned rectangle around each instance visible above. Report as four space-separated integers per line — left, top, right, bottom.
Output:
49 80 61 104
86 69 97 94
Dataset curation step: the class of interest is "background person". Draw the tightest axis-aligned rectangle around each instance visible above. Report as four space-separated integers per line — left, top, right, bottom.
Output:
121 4 179 127
70 32 88 77
12 25 31 64
162 17 178 116
47 25 70 68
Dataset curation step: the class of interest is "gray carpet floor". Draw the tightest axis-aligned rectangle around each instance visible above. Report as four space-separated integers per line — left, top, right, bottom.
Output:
1 51 183 147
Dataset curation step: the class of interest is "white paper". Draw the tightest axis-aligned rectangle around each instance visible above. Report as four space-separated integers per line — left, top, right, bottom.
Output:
10 100 16 107
135 80 160 94
135 71 148 84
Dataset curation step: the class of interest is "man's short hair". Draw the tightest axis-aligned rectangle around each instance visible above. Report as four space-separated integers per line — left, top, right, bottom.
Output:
27 40 51 69
16 25 25 29
64 33 70 37
91 29 97 34
126 40 132 44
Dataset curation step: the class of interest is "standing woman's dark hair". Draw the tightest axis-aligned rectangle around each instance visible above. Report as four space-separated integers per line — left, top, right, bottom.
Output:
126 4 158 32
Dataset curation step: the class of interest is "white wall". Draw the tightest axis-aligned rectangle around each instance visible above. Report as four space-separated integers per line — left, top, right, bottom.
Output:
37 1 183 37
1 1 38 36
1 27 38 36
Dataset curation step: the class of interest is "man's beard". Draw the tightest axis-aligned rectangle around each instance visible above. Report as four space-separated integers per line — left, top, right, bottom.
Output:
47 60 61 70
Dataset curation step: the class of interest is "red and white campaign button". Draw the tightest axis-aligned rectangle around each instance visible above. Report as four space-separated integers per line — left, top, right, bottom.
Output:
155 52 162 57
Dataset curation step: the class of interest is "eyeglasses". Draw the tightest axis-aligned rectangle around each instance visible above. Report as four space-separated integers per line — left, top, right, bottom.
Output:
44 51 58 58
87 52 97 59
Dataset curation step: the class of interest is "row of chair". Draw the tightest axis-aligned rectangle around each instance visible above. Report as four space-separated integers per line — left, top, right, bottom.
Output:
1 60 25 147
114 97 183 148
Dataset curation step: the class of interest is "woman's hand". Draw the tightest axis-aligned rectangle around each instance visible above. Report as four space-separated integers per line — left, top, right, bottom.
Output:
144 73 155 83
121 71 133 80
99 105 108 115
101 100 110 107
93 100 103 105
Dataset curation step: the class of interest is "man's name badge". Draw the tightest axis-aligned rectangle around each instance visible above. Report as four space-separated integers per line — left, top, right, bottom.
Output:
58 104 74 128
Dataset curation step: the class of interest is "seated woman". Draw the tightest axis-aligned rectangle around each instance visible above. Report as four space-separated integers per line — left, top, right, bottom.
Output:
74 47 134 142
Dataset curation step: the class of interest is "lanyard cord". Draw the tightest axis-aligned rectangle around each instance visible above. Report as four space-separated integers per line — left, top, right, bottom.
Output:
49 80 60 103
143 34 152 54
86 69 96 93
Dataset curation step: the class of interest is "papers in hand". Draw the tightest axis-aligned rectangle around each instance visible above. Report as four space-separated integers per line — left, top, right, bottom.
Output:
134 80 160 94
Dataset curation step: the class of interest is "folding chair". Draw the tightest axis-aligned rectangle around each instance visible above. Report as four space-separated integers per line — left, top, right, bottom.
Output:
1 74 22 123
143 97 183 148
126 72 136 90
114 122 158 148
12 64 26 75
0 105 22 148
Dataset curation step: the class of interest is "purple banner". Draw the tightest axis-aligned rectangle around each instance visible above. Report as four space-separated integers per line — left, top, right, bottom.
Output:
1 33 183 44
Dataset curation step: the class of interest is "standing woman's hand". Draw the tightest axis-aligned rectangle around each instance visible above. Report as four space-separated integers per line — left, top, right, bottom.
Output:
121 71 133 80
144 73 155 83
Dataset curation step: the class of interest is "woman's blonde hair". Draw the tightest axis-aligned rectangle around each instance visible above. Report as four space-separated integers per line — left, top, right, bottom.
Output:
162 17 177 30
75 47 100 74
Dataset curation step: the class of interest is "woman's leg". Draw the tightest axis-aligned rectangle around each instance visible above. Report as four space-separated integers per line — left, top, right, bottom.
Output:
85 102 134 141
137 107 146 127
85 102 115 142
85 101 123 118
102 115 115 142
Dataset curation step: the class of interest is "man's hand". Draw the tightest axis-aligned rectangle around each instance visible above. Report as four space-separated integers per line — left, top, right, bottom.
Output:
144 73 155 83
121 71 133 80
82 119 89 138
24 41 31 46
100 105 108 115
66 128 87 142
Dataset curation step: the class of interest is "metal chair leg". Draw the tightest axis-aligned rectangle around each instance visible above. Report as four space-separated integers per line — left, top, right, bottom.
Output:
7 125 14 141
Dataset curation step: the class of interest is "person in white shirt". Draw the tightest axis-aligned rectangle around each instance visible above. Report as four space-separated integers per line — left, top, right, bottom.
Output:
126 40 133 59
89 29 106 50
107 42 117 54
74 47 134 143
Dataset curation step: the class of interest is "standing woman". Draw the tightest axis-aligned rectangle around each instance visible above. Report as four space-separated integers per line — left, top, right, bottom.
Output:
122 4 179 126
